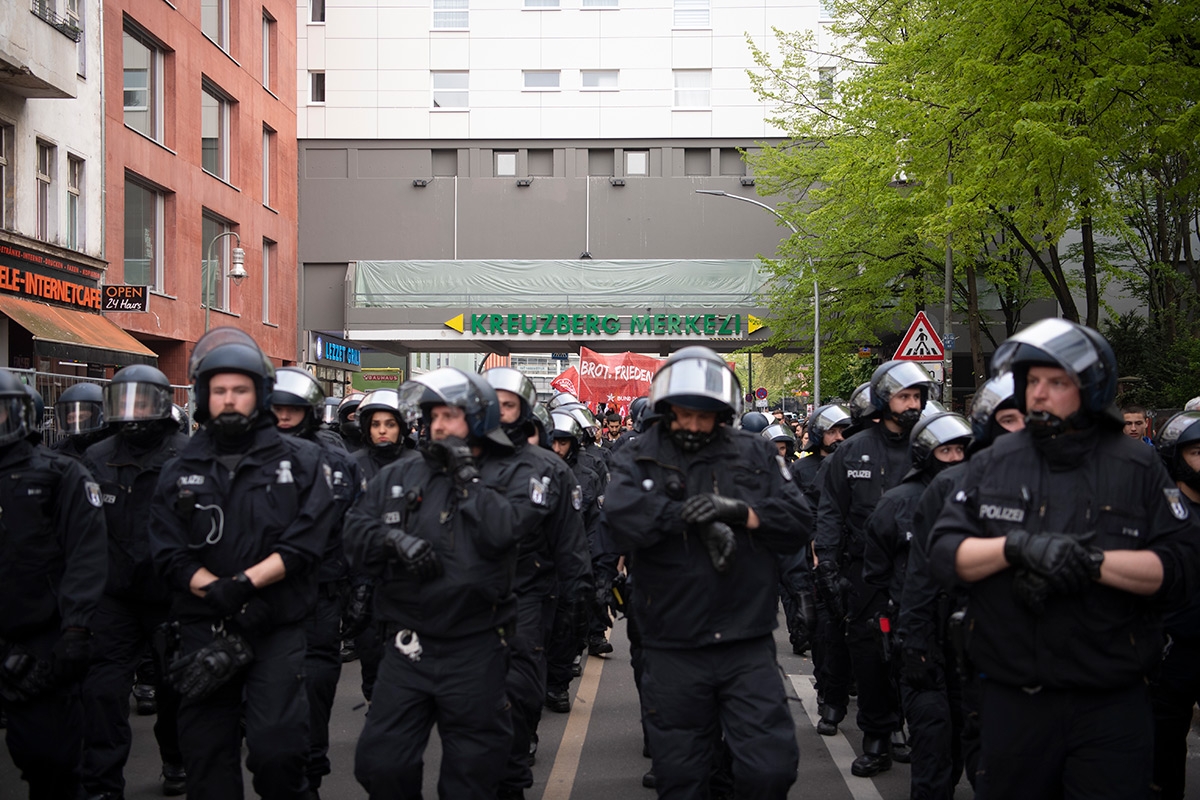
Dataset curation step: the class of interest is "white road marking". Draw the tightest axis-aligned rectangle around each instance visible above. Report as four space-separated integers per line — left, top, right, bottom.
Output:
541 653 607 800
789 673 886 800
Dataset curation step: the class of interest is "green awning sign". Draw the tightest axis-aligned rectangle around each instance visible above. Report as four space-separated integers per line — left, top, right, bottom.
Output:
445 312 765 337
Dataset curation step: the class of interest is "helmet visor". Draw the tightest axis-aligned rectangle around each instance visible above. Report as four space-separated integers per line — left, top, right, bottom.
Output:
55 400 105 434
762 423 796 443
0 396 27 444
913 413 973 453
649 359 742 416
969 373 1016 431
1157 411 1200 451
991 318 1099 383
272 369 324 408
105 383 173 423
874 361 937 407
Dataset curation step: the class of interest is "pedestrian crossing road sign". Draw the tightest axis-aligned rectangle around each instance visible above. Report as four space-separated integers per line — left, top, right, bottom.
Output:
894 312 945 361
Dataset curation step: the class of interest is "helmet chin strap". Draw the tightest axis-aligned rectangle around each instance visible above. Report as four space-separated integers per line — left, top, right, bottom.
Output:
888 407 921 432
211 411 257 448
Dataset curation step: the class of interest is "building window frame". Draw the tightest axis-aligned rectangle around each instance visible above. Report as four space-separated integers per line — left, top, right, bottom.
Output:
201 212 232 312
524 0 559 8
262 126 274 208
432 0 468 29
65 0 84 76
673 69 711 108
123 174 165 291
310 0 325 23
582 69 618 91
310 71 326 104
625 150 649 176
0 123 13 231
432 71 468 109
67 155 83 251
261 11 275 90
522 70 560 91
262 238 274 323
36 141 56 243
201 0 229 52
581 0 618 7
673 0 709 28
495 151 517 177
201 79 231 181
123 25 165 143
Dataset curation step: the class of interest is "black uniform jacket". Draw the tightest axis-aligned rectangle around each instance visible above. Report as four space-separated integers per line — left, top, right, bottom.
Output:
344 446 519 638
815 423 910 565
863 473 930 605
0 440 107 640
149 421 337 626
927 428 1200 690
898 462 967 653
511 443 593 600
85 430 190 604
605 424 812 649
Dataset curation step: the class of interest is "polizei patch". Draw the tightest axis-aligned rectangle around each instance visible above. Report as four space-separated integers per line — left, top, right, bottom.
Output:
978 504 1025 523
1165 488 1189 520
846 469 872 479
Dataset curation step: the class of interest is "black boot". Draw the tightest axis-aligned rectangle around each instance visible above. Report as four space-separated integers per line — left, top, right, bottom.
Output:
816 704 844 736
161 762 186 796
890 728 911 764
850 735 892 777
544 685 570 713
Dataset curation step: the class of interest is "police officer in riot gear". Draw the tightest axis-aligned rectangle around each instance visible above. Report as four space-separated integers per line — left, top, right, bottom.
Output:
53 381 113 458
150 328 337 800
1150 411 1200 799
794 404 852 496
80 364 189 800
815 361 935 774
928 319 1200 799
605 346 810 799
337 392 367 453
0 368 106 800
739 410 771 433
269 366 362 798
485 367 594 800
762 422 797 461
346 367 523 799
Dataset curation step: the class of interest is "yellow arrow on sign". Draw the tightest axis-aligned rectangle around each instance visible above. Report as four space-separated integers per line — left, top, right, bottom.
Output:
747 314 765 334
444 313 464 333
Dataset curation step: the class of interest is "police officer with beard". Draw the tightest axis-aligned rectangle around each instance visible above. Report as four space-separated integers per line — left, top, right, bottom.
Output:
269 366 362 799
605 346 810 800
80 365 189 800
927 319 1200 799
346 368 522 799
0 369 106 800
485 367 594 800
815 362 934 775
150 328 337 800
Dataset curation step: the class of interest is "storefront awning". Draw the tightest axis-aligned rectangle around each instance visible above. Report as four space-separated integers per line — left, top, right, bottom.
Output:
0 294 158 367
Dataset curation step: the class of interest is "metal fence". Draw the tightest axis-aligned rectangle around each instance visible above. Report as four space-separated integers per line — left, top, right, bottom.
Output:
10 369 192 447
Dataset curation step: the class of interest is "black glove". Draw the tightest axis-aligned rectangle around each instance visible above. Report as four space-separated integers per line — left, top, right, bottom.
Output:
425 436 480 486
1012 568 1053 615
698 521 737 573
592 585 613 629
901 647 941 691
203 572 256 617
1004 530 1092 594
681 494 750 527
341 583 374 640
168 632 254 701
232 597 274 636
385 529 443 581
51 628 92 684
0 643 57 704
814 561 847 622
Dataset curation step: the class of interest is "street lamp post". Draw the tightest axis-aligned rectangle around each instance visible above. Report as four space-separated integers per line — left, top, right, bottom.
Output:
204 231 248 333
695 189 821 407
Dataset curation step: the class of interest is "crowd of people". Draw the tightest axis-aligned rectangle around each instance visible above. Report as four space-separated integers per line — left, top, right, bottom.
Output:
1 318 1199 800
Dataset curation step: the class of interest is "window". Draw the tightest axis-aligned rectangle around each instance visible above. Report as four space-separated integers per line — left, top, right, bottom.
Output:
310 71 326 104
36 141 55 243
262 239 274 322
523 71 560 91
0 124 12 230
673 69 710 107
123 28 163 142
673 0 708 27
432 72 468 108
528 149 553 176
625 150 648 176
310 0 325 23
124 177 164 289
201 83 230 180
525 0 558 7
262 12 275 90
818 67 835 100
262 126 274 207
67 156 83 250
495 152 517 177
201 213 230 311
719 148 745 176
66 0 84 76
582 70 618 90
201 0 228 51
432 0 468 29
582 0 617 7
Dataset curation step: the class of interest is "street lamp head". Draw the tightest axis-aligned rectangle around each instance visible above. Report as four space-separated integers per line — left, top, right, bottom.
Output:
229 246 247 283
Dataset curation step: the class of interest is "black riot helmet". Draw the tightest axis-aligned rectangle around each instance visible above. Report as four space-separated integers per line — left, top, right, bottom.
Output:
189 327 275 424
805 403 852 454
740 411 771 433
337 391 366 441
871 361 936 412
549 410 583 461
909 411 973 475
357 388 407 445
547 391 581 411
1155 412 1200 491
968 372 1020 450
105 365 174 423
628 396 654 433
397 367 511 448
55 381 106 436
649 346 742 422
0 370 33 448
762 422 797 459
484 366 538 440
320 396 341 427
269 367 325 435
848 382 875 423
990 318 1118 418
530 403 553 449
556 402 602 441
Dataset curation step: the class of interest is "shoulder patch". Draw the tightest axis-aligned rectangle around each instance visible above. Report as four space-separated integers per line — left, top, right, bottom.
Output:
777 455 793 481
571 485 583 511
530 476 549 507
85 481 103 508
323 463 334 490
1165 487 1189 521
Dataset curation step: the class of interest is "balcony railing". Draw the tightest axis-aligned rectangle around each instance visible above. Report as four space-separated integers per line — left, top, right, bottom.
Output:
30 0 82 42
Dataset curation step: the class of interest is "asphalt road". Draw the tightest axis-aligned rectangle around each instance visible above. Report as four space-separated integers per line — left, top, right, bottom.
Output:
2 616 1199 799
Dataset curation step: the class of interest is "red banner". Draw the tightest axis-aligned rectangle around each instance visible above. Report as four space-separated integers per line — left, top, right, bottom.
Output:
553 348 665 418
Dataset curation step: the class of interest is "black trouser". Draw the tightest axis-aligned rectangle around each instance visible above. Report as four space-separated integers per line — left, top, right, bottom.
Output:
900 644 963 800
845 560 901 738
176 622 310 800
1151 635 1200 799
305 587 344 790
4 629 84 800
545 594 582 691
82 594 182 796
641 636 798 800
355 628 511 799
811 593 851 716
626 585 649 751
500 592 553 793
356 622 384 702
778 550 814 645
976 680 1152 800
